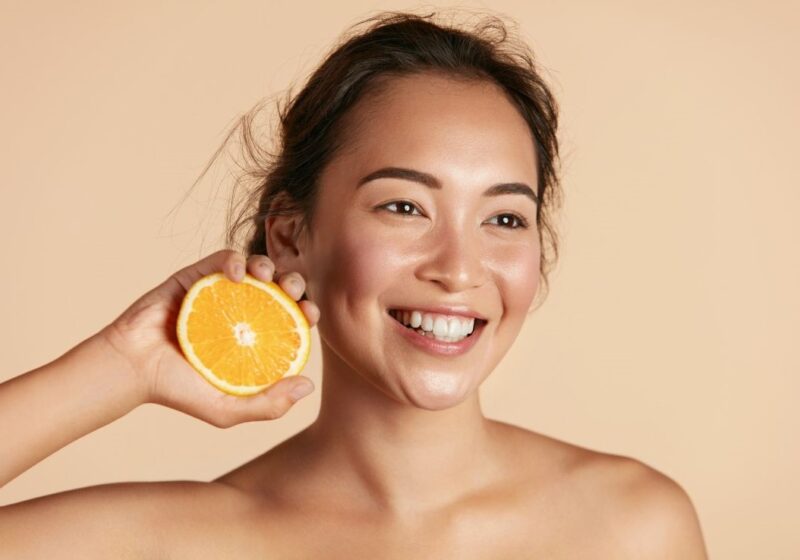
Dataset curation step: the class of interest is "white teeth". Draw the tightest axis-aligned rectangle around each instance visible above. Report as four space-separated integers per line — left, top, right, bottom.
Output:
433 317 449 337
392 310 475 342
391 309 478 341
448 318 462 338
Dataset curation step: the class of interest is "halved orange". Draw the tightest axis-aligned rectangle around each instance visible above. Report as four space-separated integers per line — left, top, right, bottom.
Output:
176 272 311 396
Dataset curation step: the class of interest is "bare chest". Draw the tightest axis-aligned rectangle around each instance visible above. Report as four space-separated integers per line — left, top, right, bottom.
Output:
161 489 627 560
164 516 548 559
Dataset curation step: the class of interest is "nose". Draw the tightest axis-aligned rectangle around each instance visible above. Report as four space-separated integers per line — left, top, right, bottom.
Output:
414 222 489 293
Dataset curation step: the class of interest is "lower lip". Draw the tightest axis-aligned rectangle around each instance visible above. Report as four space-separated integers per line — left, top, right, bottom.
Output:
386 311 486 357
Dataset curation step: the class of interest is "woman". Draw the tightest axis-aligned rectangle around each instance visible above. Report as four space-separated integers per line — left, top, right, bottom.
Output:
0 11 708 558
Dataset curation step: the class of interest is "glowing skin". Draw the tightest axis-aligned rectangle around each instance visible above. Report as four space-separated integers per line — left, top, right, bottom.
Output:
214 73 708 558
264 72 540 517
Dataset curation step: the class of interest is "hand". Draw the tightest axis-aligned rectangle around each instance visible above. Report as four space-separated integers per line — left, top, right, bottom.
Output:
98 249 319 428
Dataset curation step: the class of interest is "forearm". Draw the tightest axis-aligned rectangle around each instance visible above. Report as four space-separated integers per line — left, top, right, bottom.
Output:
0 331 148 489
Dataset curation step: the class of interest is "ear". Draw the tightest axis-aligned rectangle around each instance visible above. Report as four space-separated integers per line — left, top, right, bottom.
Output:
265 212 307 277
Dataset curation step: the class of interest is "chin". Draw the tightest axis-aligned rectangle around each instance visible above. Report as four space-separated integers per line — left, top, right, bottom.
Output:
399 371 473 411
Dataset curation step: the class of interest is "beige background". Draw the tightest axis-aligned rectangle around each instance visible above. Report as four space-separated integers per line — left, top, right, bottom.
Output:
1 1 798 557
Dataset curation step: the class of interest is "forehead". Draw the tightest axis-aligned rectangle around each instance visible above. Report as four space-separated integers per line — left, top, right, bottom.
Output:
336 73 538 182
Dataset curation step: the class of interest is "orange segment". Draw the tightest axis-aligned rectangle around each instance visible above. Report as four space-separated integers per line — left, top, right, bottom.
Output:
176 272 311 396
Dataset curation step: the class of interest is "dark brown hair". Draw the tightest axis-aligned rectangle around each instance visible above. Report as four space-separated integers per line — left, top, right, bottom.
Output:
195 9 562 306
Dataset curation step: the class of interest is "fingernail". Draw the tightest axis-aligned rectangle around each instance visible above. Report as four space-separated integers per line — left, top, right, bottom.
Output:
233 264 244 278
290 381 314 400
258 261 274 275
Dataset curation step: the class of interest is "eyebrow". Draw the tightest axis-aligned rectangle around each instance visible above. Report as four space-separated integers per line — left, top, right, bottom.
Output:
356 166 538 204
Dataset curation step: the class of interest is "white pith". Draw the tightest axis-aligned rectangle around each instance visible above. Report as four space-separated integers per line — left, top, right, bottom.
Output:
389 309 479 341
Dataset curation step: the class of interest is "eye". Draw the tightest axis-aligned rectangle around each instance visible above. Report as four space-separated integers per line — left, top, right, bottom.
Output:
377 200 424 216
377 201 529 230
487 213 530 230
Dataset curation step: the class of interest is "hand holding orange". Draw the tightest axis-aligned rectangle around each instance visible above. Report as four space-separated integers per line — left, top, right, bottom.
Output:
100 250 318 428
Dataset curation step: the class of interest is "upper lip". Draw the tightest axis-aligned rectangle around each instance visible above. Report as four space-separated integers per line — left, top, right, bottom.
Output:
388 304 488 322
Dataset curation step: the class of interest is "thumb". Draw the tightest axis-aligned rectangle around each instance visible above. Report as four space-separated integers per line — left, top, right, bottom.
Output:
221 376 315 425
168 249 244 298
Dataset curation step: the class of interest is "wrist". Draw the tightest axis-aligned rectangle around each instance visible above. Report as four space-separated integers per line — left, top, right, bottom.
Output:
88 326 152 408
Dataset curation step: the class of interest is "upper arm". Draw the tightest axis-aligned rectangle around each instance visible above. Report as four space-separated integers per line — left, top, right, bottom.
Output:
618 460 709 559
0 481 198 559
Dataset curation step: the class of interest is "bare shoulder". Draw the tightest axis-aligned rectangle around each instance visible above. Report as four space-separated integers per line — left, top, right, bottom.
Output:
574 451 708 556
494 421 708 558
0 479 255 559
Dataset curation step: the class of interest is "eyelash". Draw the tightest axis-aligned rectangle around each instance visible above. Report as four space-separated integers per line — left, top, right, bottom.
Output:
377 200 530 230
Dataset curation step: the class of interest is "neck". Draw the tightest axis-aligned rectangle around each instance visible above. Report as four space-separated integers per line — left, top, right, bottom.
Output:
298 341 501 519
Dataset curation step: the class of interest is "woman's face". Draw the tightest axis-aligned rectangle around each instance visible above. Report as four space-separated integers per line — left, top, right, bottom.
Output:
298 73 541 410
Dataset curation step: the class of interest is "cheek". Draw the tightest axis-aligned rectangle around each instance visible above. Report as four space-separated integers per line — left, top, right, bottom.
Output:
312 217 411 319
490 240 541 316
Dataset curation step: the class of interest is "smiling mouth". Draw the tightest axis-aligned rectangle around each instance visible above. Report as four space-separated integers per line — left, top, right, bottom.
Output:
386 309 487 337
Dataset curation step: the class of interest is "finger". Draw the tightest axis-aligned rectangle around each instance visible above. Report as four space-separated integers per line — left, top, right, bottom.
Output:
247 254 275 283
172 249 245 291
298 300 320 327
217 376 315 425
225 252 248 283
276 272 305 301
